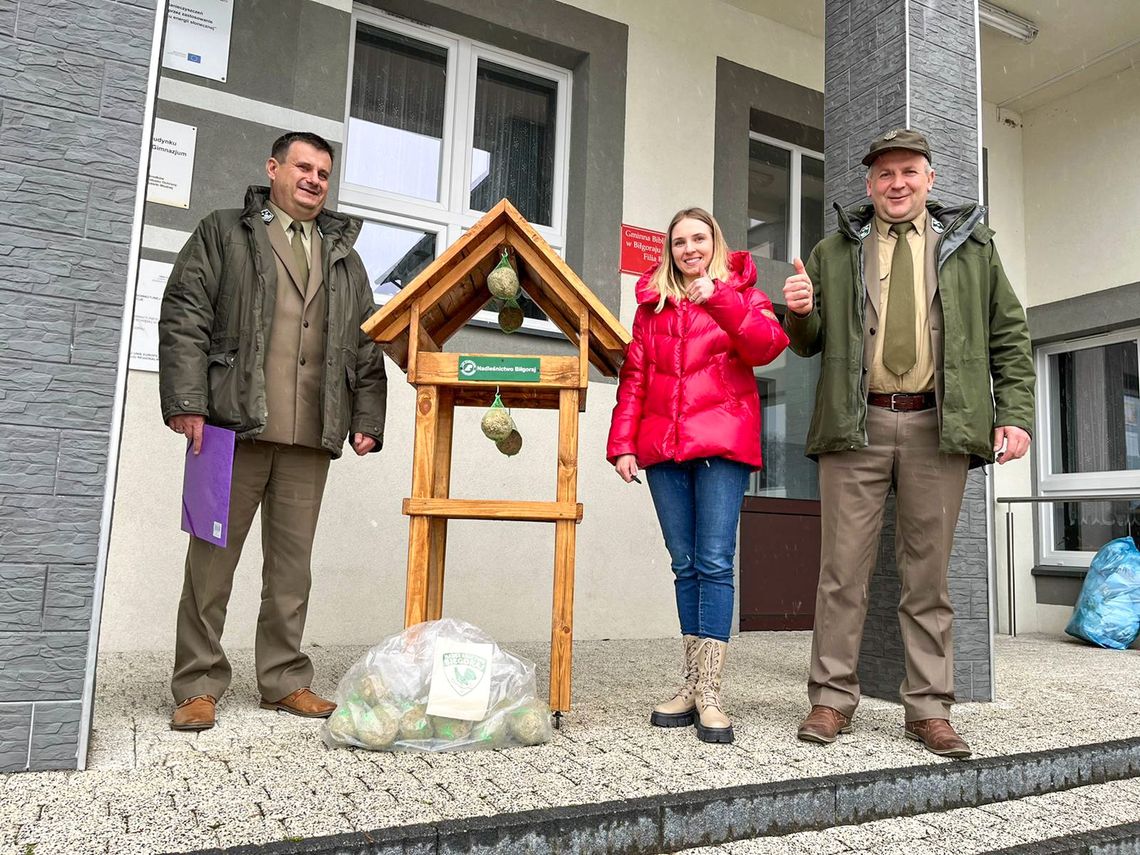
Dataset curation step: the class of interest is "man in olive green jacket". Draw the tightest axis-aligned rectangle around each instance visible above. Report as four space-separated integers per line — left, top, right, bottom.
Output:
159 131 387 731
782 129 1033 758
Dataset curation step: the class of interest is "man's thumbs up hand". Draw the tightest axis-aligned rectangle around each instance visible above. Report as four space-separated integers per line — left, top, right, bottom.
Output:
783 256 814 317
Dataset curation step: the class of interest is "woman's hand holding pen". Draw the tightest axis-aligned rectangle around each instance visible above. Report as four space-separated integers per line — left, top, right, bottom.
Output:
614 453 641 483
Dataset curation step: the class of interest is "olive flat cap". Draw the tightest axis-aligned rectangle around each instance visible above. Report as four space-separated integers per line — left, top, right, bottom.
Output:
862 128 932 166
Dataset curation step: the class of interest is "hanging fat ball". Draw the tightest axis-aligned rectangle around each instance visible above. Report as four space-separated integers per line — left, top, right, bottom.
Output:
498 299 524 334
480 393 515 442
486 248 520 300
496 429 523 457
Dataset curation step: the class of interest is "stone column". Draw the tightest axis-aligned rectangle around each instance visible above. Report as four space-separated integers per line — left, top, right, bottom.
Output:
824 0 993 702
0 0 158 770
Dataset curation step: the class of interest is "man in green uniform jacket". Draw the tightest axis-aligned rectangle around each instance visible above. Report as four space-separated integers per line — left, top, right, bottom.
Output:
159 131 387 732
783 128 1034 757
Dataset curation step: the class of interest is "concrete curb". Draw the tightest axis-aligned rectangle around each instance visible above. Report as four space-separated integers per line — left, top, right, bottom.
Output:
986 820 1140 854
177 737 1140 855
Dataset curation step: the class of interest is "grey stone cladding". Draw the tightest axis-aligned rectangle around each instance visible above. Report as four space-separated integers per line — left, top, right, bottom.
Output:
824 0 992 703
0 0 157 772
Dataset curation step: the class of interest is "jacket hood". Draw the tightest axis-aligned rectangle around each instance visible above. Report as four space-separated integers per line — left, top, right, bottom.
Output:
834 198 990 245
241 185 362 249
635 249 757 305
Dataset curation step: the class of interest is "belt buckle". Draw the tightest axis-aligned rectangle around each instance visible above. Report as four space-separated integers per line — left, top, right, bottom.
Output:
889 392 902 412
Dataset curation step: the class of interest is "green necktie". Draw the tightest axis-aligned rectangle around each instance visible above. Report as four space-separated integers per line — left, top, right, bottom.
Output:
290 221 309 284
883 221 915 376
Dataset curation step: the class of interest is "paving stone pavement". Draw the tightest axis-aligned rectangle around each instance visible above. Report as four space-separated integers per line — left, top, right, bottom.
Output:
2 633 1139 854
673 776 1140 854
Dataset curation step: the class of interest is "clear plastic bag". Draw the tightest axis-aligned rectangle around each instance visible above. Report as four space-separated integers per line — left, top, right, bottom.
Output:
1065 536 1140 650
322 617 552 752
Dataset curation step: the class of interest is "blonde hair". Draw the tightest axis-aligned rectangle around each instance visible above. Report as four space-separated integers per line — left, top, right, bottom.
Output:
649 208 730 313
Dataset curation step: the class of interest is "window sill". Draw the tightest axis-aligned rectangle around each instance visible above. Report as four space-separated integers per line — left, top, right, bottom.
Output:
1031 565 1087 579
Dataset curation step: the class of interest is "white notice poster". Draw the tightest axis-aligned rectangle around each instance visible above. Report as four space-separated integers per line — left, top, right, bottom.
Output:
147 119 197 209
162 0 234 82
425 638 495 721
130 260 173 372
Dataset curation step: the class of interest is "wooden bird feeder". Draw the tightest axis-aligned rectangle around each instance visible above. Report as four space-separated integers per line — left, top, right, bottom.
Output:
361 199 630 713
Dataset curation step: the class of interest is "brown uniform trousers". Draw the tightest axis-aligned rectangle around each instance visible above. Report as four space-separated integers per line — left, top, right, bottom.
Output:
807 218 970 722
172 219 333 704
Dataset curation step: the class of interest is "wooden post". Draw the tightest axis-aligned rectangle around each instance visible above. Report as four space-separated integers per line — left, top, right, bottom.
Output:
425 388 454 621
550 386 580 711
405 385 439 626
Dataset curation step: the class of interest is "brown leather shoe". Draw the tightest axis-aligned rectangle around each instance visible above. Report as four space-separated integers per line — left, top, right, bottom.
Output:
905 718 972 758
796 705 852 744
259 687 336 718
170 695 216 731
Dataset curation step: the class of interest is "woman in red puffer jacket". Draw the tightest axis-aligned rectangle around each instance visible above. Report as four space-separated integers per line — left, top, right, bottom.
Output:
607 207 788 745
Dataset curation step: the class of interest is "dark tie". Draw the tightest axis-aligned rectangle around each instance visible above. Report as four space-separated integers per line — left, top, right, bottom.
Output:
883 221 915 376
290 221 309 284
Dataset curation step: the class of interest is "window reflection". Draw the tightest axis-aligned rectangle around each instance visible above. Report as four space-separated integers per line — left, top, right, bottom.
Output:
355 221 437 303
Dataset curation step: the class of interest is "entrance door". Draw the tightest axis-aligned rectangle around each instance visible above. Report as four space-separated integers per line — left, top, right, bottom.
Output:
739 336 821 631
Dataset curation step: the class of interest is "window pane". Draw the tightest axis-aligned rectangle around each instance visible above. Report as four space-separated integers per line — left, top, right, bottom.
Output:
346 26 446 201
1049 341 1140 474
354 221 436 303
470 61 557 225
749 314 820 500
1052 501 1139 552
800 155 825 258
748 141 790 260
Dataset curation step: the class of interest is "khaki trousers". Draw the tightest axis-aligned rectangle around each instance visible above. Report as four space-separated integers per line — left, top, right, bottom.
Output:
808 405 969 722
172 441 331 704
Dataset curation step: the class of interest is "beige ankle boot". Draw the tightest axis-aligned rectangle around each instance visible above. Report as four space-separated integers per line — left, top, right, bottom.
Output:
694 638 733 743
650 635 701 727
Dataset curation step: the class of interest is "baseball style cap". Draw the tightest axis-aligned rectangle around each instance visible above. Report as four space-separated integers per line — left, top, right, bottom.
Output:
861 128 933 166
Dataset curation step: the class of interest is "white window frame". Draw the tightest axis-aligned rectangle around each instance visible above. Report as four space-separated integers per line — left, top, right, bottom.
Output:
1034 326 1140 566
339 8 572 335
748 132 824 263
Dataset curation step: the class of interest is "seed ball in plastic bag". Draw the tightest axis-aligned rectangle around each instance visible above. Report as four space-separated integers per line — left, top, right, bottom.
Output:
486 251 520 300
430 716 472 742
480 406 515 442
325 706 357 744
398 703 433 740
354 672 388 705
498 302 524 334
471 715 509 749
354 704 398 749
507 702 551 746
496 430 523 457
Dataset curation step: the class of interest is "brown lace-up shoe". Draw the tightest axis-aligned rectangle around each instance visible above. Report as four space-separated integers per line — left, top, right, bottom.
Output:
904 718 971 758
796 705 852 744
259 687 336 718
170 695 216 731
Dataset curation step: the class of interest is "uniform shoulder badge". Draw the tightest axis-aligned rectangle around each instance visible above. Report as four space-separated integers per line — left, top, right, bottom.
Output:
260 208 275 224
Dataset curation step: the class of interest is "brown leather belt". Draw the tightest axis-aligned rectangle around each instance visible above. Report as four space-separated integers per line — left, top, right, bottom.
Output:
867 391 936 412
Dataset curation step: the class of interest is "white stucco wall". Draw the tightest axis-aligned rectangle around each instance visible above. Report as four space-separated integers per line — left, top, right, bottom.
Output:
99 0 825 652
1021 65 1140 307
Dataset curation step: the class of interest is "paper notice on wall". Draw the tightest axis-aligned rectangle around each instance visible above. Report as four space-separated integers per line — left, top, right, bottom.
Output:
162 0 234 82
147 119 197 209
130 260 173 372
425 638 494 721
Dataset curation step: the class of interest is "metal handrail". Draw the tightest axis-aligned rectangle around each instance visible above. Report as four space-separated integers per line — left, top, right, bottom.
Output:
995 493 1140 637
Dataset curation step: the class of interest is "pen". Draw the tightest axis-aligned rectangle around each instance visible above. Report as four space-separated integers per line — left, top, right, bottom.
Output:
631 474 642 484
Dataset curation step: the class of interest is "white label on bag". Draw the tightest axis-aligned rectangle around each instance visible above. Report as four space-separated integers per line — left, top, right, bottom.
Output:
426 638 494 721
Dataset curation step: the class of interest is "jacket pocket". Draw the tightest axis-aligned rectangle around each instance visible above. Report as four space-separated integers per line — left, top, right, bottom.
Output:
206 350 240 426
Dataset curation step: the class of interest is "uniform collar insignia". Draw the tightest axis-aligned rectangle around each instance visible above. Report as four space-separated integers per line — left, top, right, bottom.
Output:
859 224 872 239
260 208 274 224
931 219 945 234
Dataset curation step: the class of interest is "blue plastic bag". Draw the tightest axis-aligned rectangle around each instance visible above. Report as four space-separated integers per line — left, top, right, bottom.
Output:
1065 537 1140 649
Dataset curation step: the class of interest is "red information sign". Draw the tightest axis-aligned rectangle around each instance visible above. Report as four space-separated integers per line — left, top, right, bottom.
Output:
620 224 666 275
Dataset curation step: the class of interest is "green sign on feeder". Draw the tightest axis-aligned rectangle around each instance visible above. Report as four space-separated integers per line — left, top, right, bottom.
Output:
457 355 541 383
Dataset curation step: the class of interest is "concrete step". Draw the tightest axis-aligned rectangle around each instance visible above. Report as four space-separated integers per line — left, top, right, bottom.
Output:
673 777 1140 854
183 737 1140 855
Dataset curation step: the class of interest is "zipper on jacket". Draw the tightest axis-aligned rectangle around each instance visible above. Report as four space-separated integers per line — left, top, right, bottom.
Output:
855 241 869 448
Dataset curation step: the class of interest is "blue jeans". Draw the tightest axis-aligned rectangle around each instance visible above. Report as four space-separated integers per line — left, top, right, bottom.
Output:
645 457 751 642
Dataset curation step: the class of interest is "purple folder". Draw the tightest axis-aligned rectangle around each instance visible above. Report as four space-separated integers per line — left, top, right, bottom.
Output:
181 425 235 548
